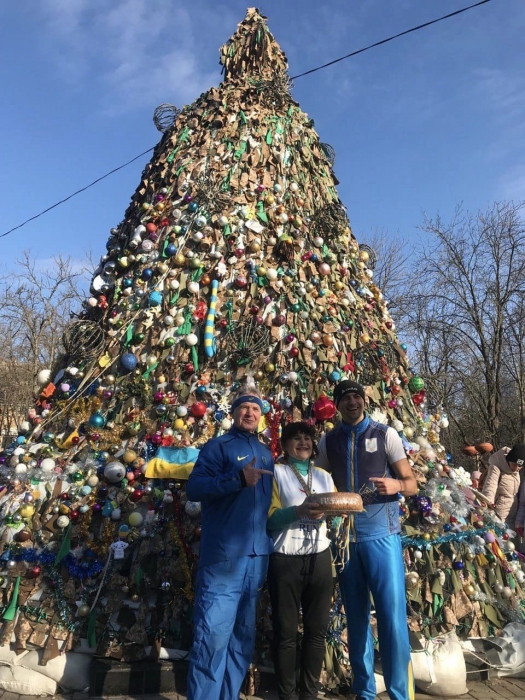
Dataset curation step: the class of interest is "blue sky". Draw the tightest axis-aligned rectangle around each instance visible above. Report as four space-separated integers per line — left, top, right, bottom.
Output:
1 0 524 279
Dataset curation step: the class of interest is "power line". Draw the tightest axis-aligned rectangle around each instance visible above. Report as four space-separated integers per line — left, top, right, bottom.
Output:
0 147 155 239
1 0 494 240
290 0 493 79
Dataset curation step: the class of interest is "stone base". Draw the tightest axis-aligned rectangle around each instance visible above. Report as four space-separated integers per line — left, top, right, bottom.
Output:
89 659 188 696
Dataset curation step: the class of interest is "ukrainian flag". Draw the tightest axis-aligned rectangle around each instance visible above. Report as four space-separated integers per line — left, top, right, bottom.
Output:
145 446 200 479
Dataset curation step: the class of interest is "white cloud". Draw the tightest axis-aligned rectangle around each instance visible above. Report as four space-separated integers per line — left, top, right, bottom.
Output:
38 0 219 111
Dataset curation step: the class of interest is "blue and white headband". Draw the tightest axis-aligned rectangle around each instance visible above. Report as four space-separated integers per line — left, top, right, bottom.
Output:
230 395 264 414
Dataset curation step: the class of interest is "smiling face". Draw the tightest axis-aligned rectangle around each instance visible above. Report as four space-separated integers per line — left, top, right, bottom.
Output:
232 400 262 432
283 432 314 461
337 392 366 425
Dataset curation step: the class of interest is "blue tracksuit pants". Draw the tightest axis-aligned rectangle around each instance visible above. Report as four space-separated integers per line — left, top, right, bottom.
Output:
338 534 414 700
187 554 268 700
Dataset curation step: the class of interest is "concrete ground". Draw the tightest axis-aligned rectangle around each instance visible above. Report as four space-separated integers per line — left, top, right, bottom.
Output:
0 676 524 700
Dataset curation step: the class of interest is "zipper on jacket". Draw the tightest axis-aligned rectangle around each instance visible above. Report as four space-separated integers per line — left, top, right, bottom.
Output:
350 432 356 541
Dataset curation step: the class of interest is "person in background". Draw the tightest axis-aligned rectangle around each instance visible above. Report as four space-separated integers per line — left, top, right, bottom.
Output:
470 471 482 490
267 422 336 700
315 380 417 700
186 389 274 700
482 445 525 532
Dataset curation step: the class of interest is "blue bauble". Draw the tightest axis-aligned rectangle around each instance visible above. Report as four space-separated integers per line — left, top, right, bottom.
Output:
148 291 163 307
196 385 207 395
329 370 342 383
165 243 177 256
188 201 199 213
123 277 133 288
453 561 464 570
141 268 153 281
120 352 138 372
89 412 106 429
16 436 26 444
261 400 271 415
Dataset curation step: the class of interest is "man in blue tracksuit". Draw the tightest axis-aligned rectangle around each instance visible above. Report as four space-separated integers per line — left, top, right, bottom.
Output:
186 391 274 700
316 380 417 700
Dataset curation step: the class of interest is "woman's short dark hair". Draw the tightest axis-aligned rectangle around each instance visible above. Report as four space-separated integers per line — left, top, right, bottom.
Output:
280 422 318 457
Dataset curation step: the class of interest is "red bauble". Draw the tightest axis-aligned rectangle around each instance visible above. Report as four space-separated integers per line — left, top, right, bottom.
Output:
412 391 426 405
191 402 207 417
184 363 194 373
390 384 402 396
69 510 80 521
219 318 228 328
289 347 300 358
312 396 336 421
146 223 157 233
129 489 143 502
27 566 42 579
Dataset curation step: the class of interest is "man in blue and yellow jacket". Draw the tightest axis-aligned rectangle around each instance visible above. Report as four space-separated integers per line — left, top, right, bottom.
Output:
186 391 274 700
316 380 417 700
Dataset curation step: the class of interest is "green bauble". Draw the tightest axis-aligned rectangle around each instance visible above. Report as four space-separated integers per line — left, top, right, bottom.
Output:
408 376 425 393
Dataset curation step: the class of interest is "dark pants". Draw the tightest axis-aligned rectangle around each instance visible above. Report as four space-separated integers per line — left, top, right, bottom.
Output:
268 547 333 700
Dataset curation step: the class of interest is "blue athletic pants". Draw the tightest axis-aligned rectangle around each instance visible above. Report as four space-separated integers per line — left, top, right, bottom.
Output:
338 534 414 700
187 554 268 700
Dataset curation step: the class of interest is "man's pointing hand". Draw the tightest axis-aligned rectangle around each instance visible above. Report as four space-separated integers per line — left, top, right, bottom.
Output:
242 458 273 487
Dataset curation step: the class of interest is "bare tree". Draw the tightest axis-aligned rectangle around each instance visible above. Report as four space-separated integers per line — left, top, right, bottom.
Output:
406 202 525 447
0 252 88 443
359 229 416 333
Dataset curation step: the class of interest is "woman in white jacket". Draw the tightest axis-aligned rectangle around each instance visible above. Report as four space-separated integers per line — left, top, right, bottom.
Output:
267 422 335 700
482 445 525 530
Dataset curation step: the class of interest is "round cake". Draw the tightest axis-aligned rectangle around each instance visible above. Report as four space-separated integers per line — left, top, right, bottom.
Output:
308 491 364 513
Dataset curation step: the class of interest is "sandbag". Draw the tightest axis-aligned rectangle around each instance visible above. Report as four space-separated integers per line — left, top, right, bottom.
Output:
17 649 91 691
461 622 525 678
0 645 90 691
374 672 386 694
0 664 57 695
484 622 525 672
411 631 468 697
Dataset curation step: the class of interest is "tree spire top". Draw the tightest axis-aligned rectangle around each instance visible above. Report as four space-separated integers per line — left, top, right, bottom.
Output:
220 7 289 82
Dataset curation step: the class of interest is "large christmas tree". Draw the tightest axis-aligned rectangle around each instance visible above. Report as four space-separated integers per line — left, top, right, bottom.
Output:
0 6 523 683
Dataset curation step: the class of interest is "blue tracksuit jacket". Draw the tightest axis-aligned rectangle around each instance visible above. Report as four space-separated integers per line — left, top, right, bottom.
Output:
186 425 274 566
